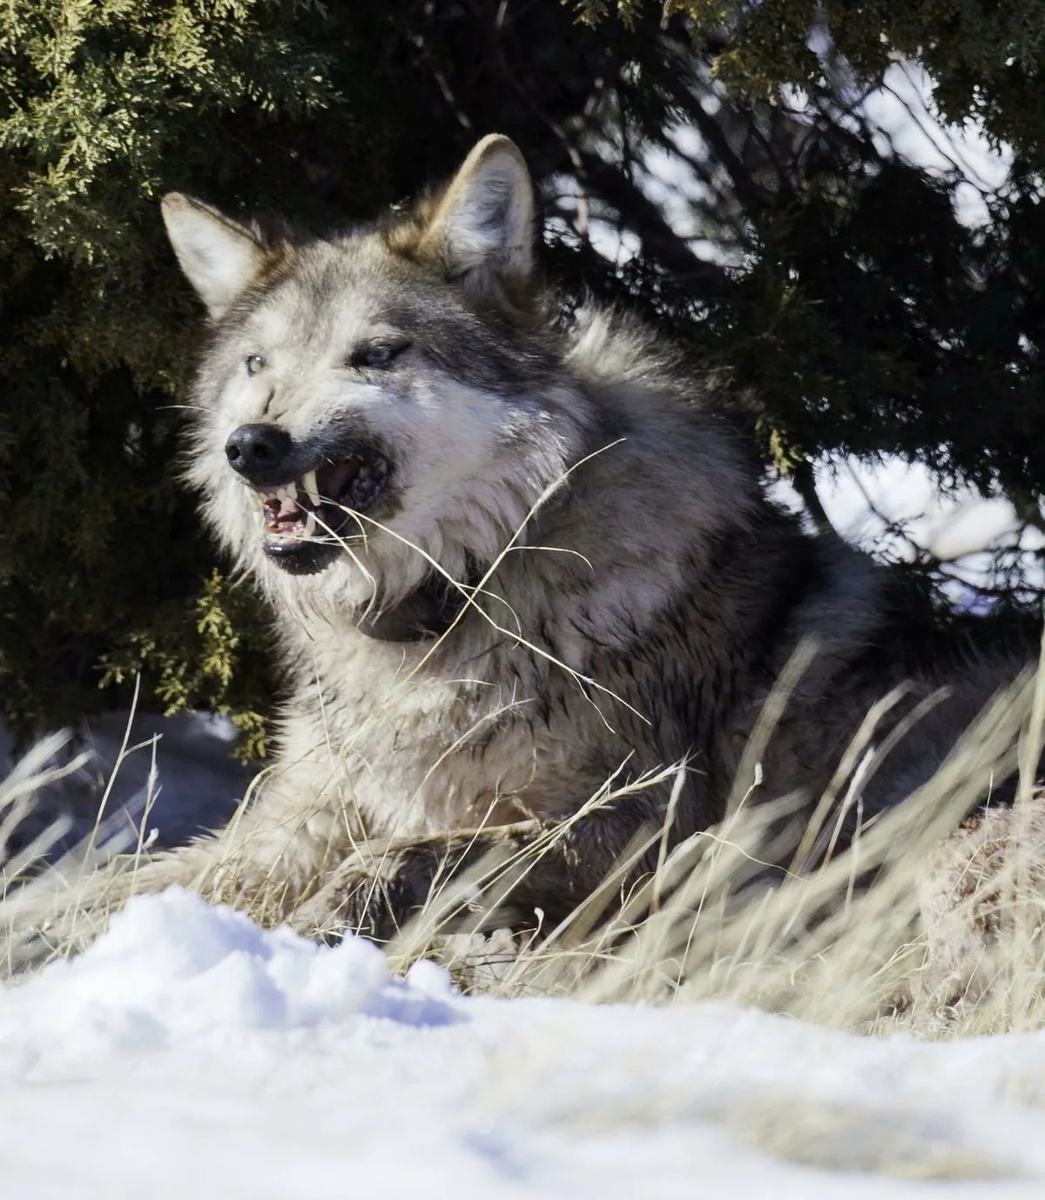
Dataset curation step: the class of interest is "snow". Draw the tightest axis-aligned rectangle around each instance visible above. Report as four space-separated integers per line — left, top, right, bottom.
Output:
860 63 1012 230
763 454 1045 603
2 887 1045 1198
814 456 1045 595
0 711 248 861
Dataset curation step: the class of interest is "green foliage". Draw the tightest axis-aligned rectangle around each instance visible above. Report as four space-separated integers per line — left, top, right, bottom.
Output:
0 0 371 747
582 1 1045 154
97 570 274 760
4 0 1045 750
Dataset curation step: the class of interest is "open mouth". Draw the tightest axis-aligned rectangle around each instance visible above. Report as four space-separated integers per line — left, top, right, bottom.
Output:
251 452 390 563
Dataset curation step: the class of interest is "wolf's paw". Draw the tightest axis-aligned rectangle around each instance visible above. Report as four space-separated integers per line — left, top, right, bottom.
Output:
288 845 441 945
288 866 384 945
286 823 546 947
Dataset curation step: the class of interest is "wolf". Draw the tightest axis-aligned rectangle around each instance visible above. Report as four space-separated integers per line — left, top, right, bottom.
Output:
25 135 1037 953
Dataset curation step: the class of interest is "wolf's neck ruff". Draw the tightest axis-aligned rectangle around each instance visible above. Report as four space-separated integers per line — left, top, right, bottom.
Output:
355 557 484 642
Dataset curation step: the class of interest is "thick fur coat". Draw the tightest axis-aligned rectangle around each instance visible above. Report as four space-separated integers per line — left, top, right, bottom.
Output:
40 136 1036 944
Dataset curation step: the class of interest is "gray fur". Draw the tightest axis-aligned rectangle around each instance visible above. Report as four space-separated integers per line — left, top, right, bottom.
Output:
64 136 1037 942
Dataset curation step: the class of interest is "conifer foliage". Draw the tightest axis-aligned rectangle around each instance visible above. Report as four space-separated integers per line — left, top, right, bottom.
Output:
3 1 1044 751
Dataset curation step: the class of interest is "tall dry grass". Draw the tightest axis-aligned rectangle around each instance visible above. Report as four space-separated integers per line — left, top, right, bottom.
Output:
3 468 1045 1035
2 655 1045 1041
373 659 1045 1039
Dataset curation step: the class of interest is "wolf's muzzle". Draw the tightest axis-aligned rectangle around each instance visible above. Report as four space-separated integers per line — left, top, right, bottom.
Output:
226 420 394 574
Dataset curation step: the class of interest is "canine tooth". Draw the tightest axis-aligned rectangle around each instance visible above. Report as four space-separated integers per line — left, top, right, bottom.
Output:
303 511 317 539
302 470 320 507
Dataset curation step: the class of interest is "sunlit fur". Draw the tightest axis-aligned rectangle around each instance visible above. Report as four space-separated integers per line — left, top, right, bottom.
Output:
88 136 1035 932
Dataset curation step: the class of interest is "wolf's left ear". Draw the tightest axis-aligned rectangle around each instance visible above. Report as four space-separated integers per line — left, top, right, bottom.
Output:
419 135 534 298
161 194 265 320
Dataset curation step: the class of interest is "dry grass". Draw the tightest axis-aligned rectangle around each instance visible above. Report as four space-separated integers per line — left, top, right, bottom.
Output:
2 655 1045 1044
4 478 1045 1031
344 652 1045 1043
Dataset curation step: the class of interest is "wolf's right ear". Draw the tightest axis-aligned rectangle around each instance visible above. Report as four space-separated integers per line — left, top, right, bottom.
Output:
161 194 264 320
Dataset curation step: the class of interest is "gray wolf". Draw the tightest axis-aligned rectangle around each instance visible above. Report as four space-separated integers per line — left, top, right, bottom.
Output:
29 136 1040 948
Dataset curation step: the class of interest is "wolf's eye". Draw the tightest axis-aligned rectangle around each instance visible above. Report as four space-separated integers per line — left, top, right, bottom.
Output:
245 354 266 376
349 341 409 370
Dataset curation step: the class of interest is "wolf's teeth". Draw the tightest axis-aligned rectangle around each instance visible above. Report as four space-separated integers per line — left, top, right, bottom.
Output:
276 482 297 502
302 470 320 507
303 511 317 539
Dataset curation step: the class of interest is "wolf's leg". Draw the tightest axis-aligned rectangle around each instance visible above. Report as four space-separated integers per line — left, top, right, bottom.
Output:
288 803 663 943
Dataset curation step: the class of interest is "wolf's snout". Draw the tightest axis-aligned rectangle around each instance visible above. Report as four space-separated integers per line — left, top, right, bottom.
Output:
225 423 292 482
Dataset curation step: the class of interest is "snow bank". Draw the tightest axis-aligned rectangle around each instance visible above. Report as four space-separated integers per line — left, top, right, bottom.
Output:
0 889 457 1077
3 890 1045 1198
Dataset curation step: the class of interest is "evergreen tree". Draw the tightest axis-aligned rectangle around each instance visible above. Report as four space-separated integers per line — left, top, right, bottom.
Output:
3 1 1043 753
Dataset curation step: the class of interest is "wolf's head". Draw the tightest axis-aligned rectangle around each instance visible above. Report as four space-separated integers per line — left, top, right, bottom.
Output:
163 136 597 630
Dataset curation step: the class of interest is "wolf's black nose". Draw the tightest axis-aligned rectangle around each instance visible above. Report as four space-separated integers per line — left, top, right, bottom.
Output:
225 423 293 480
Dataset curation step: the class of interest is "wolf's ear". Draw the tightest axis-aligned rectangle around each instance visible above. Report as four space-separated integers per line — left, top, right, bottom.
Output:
161 194 264 319
418 135 534 298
